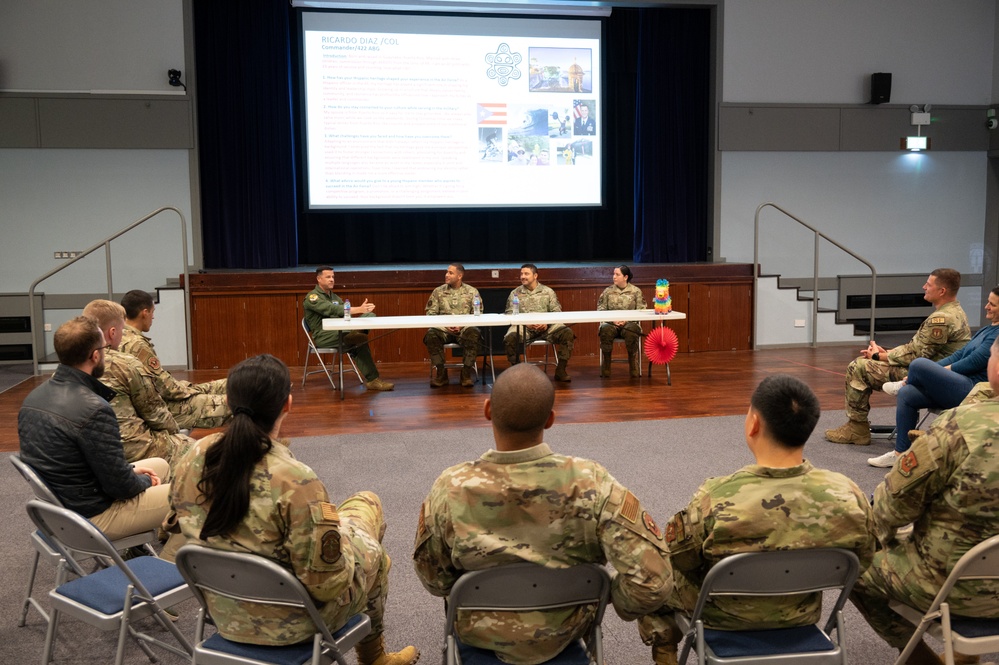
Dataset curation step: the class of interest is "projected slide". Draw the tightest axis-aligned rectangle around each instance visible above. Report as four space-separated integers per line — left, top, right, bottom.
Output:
301 12 602 209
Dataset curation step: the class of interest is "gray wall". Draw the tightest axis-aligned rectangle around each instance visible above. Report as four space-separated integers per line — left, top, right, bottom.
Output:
1 0 998 344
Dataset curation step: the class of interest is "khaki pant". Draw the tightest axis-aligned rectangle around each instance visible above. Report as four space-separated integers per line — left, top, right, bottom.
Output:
88 457 172 542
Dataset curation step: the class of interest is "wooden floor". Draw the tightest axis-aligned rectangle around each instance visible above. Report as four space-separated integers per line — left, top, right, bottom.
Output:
0 344 904 453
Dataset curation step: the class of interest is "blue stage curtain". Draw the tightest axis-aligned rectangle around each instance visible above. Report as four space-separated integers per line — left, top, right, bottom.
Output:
633 8 711 263
195 0 298 269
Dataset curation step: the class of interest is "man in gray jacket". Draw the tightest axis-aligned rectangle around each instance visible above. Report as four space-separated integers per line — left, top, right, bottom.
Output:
18 316 177 543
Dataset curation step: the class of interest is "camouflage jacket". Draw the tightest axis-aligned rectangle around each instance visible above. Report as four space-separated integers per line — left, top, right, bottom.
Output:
665 461 875 630
505 283 562 315
171 433 361 645
413 443 672 665
886 301 970 367
872 398 999 612
426 283 481 331
120 324 197 401
100 348 179 462
597 283 647 313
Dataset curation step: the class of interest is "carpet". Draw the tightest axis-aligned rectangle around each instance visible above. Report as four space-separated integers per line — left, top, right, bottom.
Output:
1 408 992 664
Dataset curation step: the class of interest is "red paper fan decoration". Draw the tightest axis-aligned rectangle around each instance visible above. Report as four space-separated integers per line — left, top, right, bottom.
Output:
644 326 679 365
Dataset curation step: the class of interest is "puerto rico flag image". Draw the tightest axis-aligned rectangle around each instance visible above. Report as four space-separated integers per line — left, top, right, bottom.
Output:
477 103 507 125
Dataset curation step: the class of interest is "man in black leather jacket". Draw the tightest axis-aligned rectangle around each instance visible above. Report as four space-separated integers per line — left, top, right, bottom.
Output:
18 316 176 543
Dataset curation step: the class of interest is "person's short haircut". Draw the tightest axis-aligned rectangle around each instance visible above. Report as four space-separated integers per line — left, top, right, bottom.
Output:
990 285 999 300
121 290 155 320
316 265 333 275
617 265 633 283
521 263 538 274
449 263 465 275
54 316 102 367
749 374 820 449
931 268 961 294
82 299 125 331
489 364 554 434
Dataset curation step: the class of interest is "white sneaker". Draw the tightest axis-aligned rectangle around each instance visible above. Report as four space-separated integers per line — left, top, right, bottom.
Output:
868 450 899 467
882 380 905 396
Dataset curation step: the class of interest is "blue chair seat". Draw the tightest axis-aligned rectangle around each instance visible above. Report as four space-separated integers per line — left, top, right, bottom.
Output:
201 612 367 665
57 556 185 614
704 625 835 658
456 637 589 665
948 617 999 639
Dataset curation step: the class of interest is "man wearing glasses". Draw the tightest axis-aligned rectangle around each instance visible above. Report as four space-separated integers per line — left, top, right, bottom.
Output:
17 316 179 545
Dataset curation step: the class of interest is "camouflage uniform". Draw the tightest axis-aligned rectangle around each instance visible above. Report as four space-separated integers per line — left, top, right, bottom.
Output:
424 283 481 369
100 348 195 468
961 381 994 405
503 283 575 365
638 461 875 648
171 433 393 646
302 285 381 382
850 400 999 648
121 324 230 430
842 301 970 422
596 283 647 362
414 443 672 665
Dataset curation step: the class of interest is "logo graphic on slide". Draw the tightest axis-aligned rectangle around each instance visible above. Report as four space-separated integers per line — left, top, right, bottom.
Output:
484 43 522 86
477 103 507 125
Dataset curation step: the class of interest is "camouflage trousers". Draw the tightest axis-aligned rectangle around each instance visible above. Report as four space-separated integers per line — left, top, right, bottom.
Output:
504 324 575 365
170 392 231 430
424 327 481 368
637 569 822 647
119 425 196 474
850 540 999 649
323 491 391 642
598 322 641 356
844 358 910 422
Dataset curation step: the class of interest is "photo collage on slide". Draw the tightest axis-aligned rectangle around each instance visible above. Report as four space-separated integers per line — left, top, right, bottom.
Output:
476 46 595 168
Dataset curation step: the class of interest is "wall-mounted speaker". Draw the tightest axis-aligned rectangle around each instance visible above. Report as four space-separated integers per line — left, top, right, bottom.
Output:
870 72 892 105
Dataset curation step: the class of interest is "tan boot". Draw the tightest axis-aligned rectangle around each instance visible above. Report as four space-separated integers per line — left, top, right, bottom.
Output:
554 360 571 382
355 635 420 665
652 644 679 665
365 378 395 391
600 351 612 377
430 366 448 388
824 420 871 445
951 652 983 664
460 366 474 387
629 351 640 378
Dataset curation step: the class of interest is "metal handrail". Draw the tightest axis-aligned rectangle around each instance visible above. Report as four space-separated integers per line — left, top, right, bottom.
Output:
28 206 190 375
753 202 876 348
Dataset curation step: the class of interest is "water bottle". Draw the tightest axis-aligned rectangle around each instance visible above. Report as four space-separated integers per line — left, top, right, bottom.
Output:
343 299 351 321
473 294 481 316
512 294 520 315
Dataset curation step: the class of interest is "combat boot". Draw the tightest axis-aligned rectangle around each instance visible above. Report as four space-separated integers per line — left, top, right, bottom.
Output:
600 351 612 377
554 359 571 382
355 636 419 665
899 640 943 665
365 378 395 391
824 420 871 445
430 366 448 388
629 351 640 378
460 366 474 387
652 644 679 665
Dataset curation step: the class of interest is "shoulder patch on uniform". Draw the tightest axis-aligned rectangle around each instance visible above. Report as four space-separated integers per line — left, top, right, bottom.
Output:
147 356 160 370
930 316 946 324
320 530 341 564
308 293 319 302
320 502 339 523
664 511 685 544
642 511 663 540
620 491 640 523
897 450 919 477
931 328 944 340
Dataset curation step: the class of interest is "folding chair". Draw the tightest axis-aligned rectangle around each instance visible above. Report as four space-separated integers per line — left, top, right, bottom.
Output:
599 337 642 377
175 544 372 665
443 562 611 665
675 548 861 665
524 338 557 372
10 454 157 628
301 317 363 389
25 499 193 665
430 342 480 384
891 534 999 665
